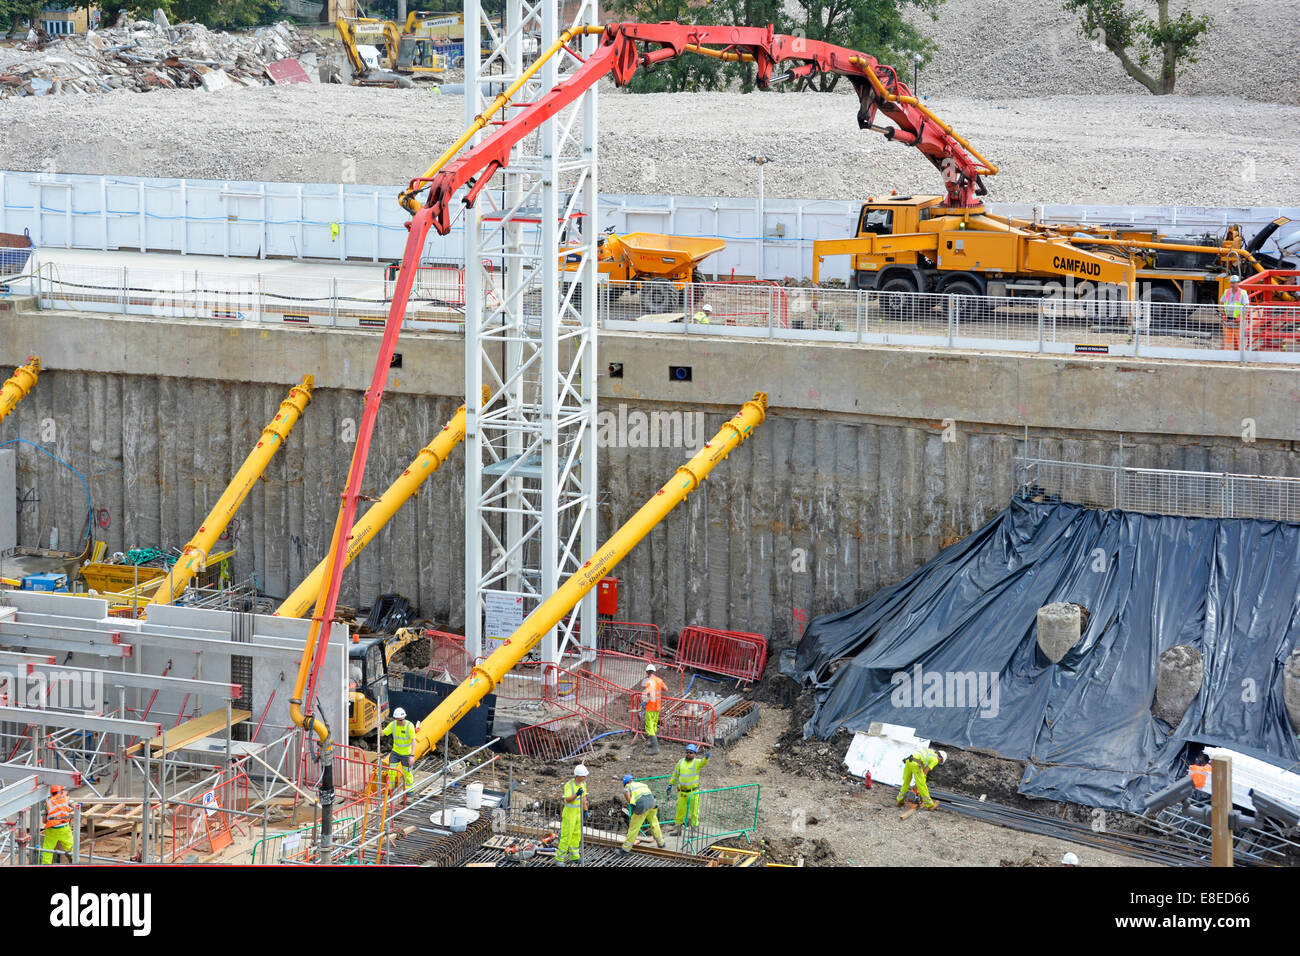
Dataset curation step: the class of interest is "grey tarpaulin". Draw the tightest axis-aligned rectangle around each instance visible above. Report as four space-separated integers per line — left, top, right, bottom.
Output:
781 498 1300 812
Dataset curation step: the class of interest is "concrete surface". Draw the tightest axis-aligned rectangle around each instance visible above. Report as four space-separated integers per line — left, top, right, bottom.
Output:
1036 603 1082 664
3 305 1300 645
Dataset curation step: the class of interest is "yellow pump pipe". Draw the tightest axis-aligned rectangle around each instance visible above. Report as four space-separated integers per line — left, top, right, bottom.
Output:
0 356 40 424
410 391 769 761
275 389 486 619
145 376 314 608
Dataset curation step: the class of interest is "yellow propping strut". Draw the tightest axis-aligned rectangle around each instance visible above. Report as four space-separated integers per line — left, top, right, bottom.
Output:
275 388 488 618
145 376 314 609
0 356 40 424
399 24 606 214
410 391 769 761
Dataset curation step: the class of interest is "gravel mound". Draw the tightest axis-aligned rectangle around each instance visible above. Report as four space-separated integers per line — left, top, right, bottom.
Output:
904 0 1299 105
1 82 1295 206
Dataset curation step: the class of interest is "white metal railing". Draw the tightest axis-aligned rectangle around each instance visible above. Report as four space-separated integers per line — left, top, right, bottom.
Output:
1015 457 1300 522
13 263 1300 365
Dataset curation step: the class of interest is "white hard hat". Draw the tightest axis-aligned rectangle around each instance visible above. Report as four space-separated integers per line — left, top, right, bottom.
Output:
1062 852 1079 866
393 707 407 720
574 764 589 777
645 663 657 672
1229 274 1241 283
702 303 713 312
937 749 948 763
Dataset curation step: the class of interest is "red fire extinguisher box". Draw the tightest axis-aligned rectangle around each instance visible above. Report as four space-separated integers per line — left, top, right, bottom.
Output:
597 577 618 616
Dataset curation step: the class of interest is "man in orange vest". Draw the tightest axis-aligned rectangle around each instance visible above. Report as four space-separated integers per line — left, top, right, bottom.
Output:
641 664 667 755
1189 752 1212 790
41 784 76 864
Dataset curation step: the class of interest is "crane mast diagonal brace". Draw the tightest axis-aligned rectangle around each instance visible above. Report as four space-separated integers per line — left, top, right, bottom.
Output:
406 20 996 232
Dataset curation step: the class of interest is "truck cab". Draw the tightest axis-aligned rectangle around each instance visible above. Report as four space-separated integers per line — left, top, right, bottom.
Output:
348 636 391 738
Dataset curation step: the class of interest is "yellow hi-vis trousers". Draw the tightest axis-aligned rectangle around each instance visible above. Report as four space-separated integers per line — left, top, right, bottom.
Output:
624 806 664 851
41 825 73 864
556 806 582 864
674 788 702 826
897 760 935 809
645 709 660 737
385 754 414 790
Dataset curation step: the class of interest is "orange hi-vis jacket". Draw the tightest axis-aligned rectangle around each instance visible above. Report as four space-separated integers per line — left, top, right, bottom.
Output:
45 792 72 829
1189 763 1211 789
643 674 666 713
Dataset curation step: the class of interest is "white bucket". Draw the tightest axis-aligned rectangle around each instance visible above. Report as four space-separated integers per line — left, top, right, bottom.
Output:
430 807 479 832
466 782 484 810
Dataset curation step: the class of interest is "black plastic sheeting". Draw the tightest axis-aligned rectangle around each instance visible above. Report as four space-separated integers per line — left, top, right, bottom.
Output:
782 498 1300 812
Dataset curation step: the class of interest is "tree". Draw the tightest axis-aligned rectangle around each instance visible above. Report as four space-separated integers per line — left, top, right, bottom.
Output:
785 0 943 92
603 0 727 93
1063 0 1212 94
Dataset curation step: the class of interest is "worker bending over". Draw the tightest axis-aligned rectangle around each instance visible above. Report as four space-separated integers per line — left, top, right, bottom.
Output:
897 747 946 811
556 764 589 866
668 742 710 829
41 784 76 864
621 773 666 854
382 707 417 791
641 663 667 755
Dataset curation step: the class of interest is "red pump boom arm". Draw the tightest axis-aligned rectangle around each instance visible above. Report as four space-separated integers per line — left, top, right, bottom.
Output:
404 21 997 233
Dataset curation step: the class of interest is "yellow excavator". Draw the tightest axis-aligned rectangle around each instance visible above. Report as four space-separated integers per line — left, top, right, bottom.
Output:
347 626 425 740
336 16 447 85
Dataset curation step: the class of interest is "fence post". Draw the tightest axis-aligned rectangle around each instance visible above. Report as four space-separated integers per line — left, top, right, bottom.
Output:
121 266 128 315
332 277 339 327
1132 298 1141 358
768 285 775 340
193 270 199 318
857 289 865 344
256 273 263 325
1037 298 1045 353
947 294 956 348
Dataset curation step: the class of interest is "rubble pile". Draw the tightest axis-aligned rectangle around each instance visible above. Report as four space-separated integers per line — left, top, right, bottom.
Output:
0 11 330 98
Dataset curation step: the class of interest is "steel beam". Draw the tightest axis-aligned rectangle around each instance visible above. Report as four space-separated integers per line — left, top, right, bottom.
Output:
25 662 240 699
0 651 56 666
0 760 81 788
0 620 331 660
0 775 42 820
0 705 160 737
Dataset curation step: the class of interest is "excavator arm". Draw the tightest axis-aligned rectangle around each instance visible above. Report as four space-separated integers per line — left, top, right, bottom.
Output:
400 21 996 230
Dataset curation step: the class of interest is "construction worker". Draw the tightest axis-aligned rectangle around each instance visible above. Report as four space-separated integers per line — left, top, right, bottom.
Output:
1189 752 1212 790
620 773 666 854
641 663 667 755
381 706 416 791
690 303 713 324
667 742 710 829
555 764 589 866
40 784 75 864
897 747 946 811
1220 274 1250 348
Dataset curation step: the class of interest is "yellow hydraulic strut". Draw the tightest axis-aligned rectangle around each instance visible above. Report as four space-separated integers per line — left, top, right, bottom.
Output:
0 356 40 424
145 376 314 608
409 392 768 761
275 389 486 619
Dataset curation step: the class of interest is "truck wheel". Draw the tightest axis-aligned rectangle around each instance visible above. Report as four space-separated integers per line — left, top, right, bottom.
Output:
1146 285 1179 332
941 277 981 299
879 274 920 322
644 280 672 313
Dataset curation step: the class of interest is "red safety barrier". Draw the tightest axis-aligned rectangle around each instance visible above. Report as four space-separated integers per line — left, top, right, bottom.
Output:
168 769 250 861
675 626 768 682
576 648 685 697
552 668 714 747
515 712 595 761
593 619 662 657
424 628 476 681
656 695 716 747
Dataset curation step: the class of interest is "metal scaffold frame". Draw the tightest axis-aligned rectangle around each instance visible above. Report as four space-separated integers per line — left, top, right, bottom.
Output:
463 0 599 672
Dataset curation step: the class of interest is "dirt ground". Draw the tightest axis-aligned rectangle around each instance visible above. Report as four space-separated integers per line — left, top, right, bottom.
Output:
504 678 1157 868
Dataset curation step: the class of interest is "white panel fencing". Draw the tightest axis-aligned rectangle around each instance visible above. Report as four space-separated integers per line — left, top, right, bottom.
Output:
3 171 1297 283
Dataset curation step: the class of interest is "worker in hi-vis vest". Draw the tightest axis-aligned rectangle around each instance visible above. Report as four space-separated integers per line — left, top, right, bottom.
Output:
41 784 76 864
641 664 667 755
621 773 666 853
382 707 416 791
667 743 710 828
897 747 946 811
1220 274 1250 348
555 764 589 866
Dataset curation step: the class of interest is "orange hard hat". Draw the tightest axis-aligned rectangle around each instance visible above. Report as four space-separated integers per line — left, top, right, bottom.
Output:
50 784 65 794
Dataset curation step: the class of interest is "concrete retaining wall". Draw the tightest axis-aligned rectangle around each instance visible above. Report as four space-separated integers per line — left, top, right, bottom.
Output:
3 307 1298 647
